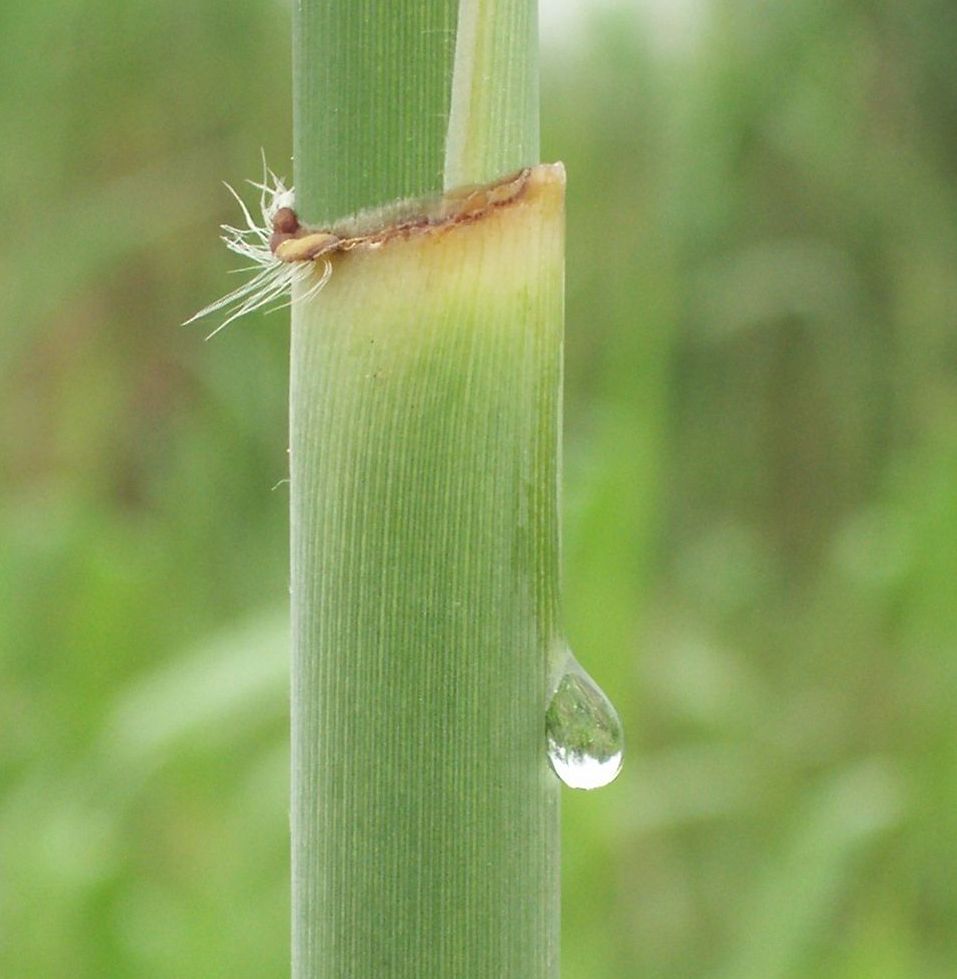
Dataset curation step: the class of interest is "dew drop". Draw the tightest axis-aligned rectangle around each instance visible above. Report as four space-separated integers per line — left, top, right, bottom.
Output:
546 651 623 790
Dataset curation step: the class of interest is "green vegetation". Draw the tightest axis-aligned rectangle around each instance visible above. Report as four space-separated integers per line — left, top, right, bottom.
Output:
289 167 564 977
290 3 557 974
291 2 556 970
3 1 957 977
292 0 458 223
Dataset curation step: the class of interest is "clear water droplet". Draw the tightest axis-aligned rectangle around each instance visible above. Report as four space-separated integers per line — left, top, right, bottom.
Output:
546 652 623 790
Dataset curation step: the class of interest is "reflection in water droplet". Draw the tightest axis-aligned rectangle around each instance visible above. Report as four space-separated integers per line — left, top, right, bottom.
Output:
546 652 623 790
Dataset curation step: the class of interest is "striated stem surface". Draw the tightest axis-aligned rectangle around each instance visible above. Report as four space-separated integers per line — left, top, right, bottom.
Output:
290 168 565 978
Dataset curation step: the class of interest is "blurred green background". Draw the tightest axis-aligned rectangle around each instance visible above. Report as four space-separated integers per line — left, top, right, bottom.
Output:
3 0 957 975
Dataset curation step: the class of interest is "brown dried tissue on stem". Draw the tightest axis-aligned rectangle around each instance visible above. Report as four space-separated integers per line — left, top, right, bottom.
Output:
272 164 561 263
186 163 564 336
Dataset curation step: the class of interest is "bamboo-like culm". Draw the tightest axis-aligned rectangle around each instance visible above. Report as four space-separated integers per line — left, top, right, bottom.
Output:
290 2 561 976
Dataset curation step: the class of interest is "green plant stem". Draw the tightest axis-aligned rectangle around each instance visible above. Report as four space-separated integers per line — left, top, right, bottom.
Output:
293 0 458 224
444 0 540 188
291 2 558 976
289 172 563 977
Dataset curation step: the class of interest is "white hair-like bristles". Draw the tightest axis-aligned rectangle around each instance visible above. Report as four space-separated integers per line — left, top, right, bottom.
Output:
184 161 331 339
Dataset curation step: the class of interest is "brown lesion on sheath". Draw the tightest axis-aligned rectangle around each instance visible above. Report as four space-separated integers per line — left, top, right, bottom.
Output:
270 163 563 265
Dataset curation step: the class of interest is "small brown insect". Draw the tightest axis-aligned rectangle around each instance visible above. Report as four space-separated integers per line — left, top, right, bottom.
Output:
272 206 300 235
269 206 302 254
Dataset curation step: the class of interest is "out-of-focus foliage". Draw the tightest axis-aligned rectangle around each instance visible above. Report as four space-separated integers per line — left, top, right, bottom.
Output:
2 0 956 976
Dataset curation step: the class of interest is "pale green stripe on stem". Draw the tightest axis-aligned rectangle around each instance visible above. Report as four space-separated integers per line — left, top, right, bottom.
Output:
444 0 540 189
